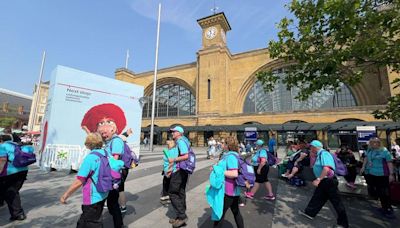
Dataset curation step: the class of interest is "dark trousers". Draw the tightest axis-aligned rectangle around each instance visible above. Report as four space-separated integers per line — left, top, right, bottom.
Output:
364 174 392 210
168 169 188 219
213 195 244 228
107 189 123 228
77 200 105 228
344 166 357 183
305 178 349 227
0 171 27 218
162 175 171 197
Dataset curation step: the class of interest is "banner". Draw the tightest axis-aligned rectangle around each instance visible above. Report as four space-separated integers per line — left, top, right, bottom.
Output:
356 126 377 143
40 65 144 155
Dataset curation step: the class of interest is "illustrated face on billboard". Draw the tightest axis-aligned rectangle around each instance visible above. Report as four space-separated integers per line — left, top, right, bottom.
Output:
97 118 117 141
81 103 127 141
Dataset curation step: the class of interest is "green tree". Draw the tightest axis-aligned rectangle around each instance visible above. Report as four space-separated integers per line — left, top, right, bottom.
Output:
258 0 400 120
0 117 17 128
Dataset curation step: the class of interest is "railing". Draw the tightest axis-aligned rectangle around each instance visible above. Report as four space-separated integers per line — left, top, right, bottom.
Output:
37 143 140 171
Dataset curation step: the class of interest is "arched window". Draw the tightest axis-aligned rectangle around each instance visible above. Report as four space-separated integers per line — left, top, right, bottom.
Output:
243 70 357 113
142 84 196 118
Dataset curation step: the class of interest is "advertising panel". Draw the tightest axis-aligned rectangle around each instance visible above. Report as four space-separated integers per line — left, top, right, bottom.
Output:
40 65 143 160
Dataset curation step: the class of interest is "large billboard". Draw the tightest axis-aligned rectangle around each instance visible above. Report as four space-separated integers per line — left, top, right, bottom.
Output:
40 65 144 152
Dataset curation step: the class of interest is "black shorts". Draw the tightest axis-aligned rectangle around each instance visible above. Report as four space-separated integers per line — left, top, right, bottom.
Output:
118 169 129 192
254 165 269 183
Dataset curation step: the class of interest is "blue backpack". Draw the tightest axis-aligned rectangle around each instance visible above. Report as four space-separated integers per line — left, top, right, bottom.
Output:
223 152 255 187
110 136 140 169
90 151 114 193
7 142 36 168
178 139 196 174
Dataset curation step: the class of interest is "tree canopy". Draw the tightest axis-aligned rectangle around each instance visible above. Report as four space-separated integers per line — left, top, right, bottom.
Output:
257 0 400 120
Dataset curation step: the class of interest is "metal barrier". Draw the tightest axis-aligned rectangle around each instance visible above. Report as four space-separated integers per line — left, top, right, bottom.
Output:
39 144 85 171
37 142 140 171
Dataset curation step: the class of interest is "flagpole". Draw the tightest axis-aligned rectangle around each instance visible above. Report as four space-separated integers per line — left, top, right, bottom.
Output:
30 51 46 131
125 49 130 69
150 3 161 152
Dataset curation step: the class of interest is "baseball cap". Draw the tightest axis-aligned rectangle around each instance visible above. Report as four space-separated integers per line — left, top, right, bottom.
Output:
170 126 184 133
256 139 264 146
310 140 323 148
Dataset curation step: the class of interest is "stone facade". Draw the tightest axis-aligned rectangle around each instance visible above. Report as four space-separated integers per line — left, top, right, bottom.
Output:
28 82 49 131
115 13 399 147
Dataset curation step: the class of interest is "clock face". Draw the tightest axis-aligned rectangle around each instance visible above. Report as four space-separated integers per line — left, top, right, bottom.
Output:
205 26 217 40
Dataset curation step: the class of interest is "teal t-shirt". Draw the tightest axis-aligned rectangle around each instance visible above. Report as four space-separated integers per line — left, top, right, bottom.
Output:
163 147 179 174
365 148 392 176
77 149 109 205
176 136 190 155
223 152 241 196
313 149 335 178
251 148 268 166
0 142 28 175
106 135 124 157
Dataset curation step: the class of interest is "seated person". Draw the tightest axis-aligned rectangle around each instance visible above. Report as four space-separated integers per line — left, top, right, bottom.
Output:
282 141 310 179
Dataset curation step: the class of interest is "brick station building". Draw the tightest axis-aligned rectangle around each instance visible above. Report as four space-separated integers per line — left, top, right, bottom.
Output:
115 12 400 149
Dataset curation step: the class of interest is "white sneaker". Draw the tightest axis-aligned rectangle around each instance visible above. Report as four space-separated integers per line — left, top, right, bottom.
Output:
160 195 170 201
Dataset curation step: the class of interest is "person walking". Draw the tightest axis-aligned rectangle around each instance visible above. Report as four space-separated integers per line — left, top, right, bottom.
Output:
244 139 275 200
60 133 122 227
169 126 191 228
212 136 244 228
360 137 395 219
0 134 30 222
300 140 349 228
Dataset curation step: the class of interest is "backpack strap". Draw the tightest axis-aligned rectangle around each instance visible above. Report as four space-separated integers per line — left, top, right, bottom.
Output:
88 151 107 184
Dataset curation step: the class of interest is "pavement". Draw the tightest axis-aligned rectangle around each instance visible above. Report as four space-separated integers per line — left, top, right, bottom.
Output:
0 146 399 228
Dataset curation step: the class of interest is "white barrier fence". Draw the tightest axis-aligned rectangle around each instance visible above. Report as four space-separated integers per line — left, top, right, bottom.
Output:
37 143 140 171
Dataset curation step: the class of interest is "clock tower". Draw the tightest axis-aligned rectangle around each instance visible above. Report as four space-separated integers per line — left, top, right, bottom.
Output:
197 12 231 49
196 13 232 118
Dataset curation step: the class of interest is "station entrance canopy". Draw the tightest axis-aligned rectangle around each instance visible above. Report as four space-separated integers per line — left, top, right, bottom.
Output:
141 121 400 133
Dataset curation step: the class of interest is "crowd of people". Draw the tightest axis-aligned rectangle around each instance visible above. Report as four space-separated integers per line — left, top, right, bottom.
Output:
1 123 399 227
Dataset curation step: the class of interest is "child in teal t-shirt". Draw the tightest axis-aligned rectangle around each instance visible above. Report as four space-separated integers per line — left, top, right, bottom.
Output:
60 133 112 227
160 140 178 201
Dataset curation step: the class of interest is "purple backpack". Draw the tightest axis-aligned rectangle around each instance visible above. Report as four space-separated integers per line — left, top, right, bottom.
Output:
267 151 277 166
321 151 348 176
178 139 196 174
224 152 255 187
110 137 139 169
7 142 36 168
90 151 114 193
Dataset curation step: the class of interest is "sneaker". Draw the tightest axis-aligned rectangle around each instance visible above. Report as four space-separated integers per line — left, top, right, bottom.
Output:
382 209 396 219
9 214 26 221
169 218 177 224
160 195 170 201
103 202 108 209
239 202 245 207
299 210 314 220
172 218 188 227
263 195 276 200
120 206 127 213
244 192 254 199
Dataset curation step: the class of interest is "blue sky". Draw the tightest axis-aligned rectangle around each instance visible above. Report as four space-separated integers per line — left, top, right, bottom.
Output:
0 0 291 95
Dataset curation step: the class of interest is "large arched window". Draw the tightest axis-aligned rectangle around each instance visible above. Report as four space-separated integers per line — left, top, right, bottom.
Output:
243 69 357 113
142 84 196 117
